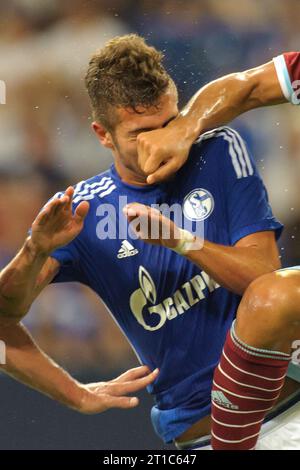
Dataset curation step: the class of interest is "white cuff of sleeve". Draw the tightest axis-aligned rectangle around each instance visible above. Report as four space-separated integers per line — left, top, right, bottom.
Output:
172 229 196 255
273 55 300 105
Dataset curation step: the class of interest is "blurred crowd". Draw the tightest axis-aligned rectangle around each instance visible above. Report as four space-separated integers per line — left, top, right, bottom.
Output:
0 0 299 376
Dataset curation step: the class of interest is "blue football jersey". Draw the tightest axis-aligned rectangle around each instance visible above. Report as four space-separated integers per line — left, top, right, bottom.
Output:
47 127 283 443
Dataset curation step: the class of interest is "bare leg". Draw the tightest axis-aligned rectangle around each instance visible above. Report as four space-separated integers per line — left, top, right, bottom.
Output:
236 269 300 353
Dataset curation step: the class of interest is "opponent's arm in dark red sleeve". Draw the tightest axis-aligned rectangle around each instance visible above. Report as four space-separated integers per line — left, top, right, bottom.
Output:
273 52 300 105
137 52 300 184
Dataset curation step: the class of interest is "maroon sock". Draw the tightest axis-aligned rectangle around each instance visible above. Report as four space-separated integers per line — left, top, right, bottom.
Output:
211 321 291 450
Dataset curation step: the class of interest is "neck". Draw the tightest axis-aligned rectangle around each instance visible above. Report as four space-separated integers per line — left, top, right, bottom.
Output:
114 158 149 187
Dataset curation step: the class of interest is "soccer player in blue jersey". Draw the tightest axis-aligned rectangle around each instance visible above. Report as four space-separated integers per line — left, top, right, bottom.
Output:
0 35 297 450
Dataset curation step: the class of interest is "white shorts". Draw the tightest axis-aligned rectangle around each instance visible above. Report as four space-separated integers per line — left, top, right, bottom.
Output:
176 392 300 451
256 399 300 450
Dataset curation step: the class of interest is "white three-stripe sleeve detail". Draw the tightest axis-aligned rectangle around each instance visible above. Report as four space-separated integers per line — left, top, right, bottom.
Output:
223 128 248 177
218 132 242 178
73 178 113 198
194 127 253 178
99 184 117 198
73 180 115 203
225 127 254 176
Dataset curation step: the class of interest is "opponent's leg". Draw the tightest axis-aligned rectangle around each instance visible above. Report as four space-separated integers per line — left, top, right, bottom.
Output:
211 268 300 450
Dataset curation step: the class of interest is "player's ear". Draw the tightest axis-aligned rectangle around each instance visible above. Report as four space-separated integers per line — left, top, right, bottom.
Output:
92 121 114 149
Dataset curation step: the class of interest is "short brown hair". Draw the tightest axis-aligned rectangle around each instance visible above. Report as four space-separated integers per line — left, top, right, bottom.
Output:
85 34 175 130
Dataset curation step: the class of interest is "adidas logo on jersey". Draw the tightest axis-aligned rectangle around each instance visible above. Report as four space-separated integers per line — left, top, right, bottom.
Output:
118 240 139 259
211 390 239 410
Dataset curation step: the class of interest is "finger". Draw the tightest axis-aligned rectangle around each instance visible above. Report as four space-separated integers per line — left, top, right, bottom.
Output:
123 204 161 240
113 365 151 383
124 209 148 228
143 152 166 175
103 395 139 410
36 189 72 225
64 186 75 211
123 206 141 223
51 188 74 217
123 203 149 219
65 186 74 198
35 196 65 224
107 368 159 396
35 207 51 226
46 196 65 215
52 196 70 217
147 160 179 185
74 201 90 223
125 204 160 224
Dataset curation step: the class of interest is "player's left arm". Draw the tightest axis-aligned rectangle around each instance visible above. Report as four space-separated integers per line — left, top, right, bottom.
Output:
138 52 300 184
123 204 280 297
184 231 281 296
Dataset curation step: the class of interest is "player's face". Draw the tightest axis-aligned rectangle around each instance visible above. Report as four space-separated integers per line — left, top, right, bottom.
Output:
110 87 179 179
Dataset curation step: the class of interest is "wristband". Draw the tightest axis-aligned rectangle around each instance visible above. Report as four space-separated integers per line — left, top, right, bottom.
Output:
172 229 197 255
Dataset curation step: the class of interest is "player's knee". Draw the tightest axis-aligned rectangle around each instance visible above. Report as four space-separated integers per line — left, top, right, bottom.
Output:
237 270 300 332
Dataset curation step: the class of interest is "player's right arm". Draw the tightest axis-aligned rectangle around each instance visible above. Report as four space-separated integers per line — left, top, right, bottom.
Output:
0 188 159 411
0 321 159 413
0 187 89 324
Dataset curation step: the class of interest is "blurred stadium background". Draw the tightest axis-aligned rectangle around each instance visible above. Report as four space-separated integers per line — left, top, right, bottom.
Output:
0 0 299 450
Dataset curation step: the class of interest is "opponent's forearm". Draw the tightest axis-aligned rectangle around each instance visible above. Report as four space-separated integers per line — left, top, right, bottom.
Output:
185 239 279 296
0 238 51 320
179 74 256 138
0 322 83 409
174 62 286 141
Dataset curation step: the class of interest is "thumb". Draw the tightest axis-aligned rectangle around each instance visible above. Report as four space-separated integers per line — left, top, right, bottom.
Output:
143 152 166 175
147 159 179 184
